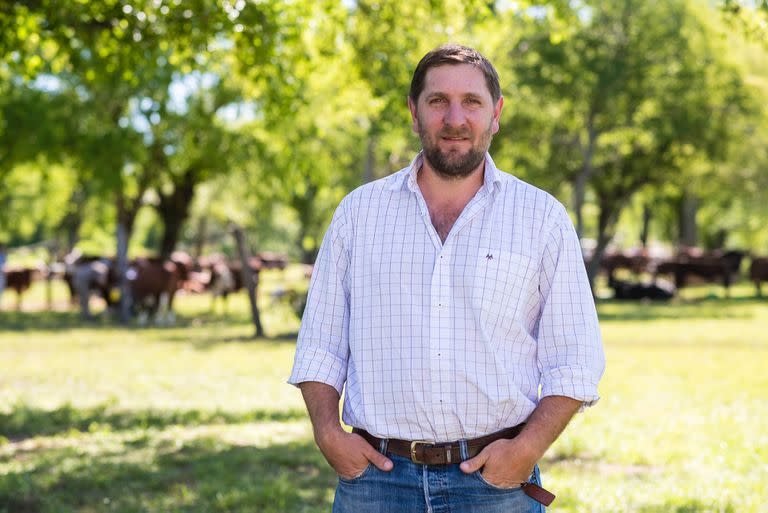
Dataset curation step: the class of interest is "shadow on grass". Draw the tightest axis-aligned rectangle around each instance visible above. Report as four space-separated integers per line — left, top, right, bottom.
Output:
637 502 736 513
0 311 297 346
0 310 115 332
0 437 335 513
552 492 736 513
0 433 740 513
0 403 307 440
153 331 300 349
596 297 762 321
0 310 258 332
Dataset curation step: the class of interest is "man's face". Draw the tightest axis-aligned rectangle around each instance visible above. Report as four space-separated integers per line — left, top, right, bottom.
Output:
409 63 503 180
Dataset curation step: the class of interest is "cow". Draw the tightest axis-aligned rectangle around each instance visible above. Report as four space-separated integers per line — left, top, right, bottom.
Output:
126 257 183 326
609 276 675 301
653 249 745 296
750 256 768 297
600 250 651 279
63 254 119 319
169 251 196 284
207 259 237 313
72 258 118 320
2 267 40 310
206 257 261 313
255 251 288 271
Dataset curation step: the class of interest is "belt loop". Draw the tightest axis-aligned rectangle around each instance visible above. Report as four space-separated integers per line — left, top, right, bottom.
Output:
379 438 389 455
459 439 469 461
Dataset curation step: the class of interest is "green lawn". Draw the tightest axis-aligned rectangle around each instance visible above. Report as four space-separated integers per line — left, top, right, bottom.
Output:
1 277 767 512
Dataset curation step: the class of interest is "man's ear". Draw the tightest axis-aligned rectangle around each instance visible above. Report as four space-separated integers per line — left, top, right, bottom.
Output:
491 96 504 135
408 96 419 135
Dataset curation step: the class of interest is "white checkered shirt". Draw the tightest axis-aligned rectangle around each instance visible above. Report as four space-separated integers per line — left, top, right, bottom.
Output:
289 152 605 442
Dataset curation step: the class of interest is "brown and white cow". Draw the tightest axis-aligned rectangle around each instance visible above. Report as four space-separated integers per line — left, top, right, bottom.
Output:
126 257 183 325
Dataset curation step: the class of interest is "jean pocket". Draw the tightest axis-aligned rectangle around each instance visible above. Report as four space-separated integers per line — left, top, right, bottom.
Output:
337 463 373 483
474 470 524 491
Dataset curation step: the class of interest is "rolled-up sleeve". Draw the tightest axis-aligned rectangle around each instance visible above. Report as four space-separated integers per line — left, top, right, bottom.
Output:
537 205 605 408
287 198 352 395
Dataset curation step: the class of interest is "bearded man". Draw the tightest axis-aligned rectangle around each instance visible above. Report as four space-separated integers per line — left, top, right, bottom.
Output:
289 44 605 513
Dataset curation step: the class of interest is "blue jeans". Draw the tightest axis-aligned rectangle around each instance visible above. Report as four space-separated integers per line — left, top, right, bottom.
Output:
333 439 546 513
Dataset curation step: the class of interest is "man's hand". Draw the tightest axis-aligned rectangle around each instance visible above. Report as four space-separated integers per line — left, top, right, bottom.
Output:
459 438 536 488
317 428 393 479
459 396 583 488
297 381 393 479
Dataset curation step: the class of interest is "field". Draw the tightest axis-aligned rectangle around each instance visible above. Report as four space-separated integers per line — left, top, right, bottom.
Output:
1 275 767 512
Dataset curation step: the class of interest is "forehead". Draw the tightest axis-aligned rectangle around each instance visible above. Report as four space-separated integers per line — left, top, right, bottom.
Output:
421 63 491 99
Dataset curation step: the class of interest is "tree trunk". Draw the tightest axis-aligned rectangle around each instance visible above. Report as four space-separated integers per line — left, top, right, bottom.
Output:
640 202 652 248
116 194 139 324
230 224 264 338
586 197 622 293
679 191 698 248
116 219 131 323
156 170 196 260
56 188 87 255
292 183 320 264
362 133 377 184
573 120 598 239
193 216 207 259
45 245 55 310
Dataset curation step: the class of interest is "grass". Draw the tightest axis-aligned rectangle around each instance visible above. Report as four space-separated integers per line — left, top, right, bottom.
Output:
1 273 767 512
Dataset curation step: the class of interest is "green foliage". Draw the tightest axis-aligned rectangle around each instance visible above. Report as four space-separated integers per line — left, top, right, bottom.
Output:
721 0 768 44
495 0 763 285
1 0 768 259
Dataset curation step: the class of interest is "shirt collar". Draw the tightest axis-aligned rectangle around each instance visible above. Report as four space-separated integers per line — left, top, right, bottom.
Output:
386 151 502 193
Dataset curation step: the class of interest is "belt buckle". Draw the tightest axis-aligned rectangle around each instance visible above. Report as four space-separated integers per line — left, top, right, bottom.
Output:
410 440 434 464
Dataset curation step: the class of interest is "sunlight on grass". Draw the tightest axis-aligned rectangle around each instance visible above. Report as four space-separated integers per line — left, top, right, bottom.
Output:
1 281 768 512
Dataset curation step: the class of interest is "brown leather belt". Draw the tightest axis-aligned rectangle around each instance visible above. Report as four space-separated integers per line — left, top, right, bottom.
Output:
353 424 525 465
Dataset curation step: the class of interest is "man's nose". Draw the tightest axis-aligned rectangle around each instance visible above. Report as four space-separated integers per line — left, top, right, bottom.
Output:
443 101 467 128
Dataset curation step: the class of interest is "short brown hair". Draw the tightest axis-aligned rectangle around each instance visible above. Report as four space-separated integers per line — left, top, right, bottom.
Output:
409 44 501 103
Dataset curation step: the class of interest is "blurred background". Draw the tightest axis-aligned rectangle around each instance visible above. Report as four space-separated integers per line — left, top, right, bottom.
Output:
1 0 767 289
1 1 768 512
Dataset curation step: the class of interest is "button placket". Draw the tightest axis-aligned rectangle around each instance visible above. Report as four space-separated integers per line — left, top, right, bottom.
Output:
430 245 453 432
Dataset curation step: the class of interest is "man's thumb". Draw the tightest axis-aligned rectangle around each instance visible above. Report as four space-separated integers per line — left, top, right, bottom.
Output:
365 445 394 472
460 451 487 474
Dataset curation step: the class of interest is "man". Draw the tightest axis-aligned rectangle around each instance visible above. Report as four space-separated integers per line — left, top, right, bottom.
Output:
289 44 605 512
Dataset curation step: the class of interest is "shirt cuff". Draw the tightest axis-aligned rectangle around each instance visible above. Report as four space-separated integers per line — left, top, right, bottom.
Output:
287 347 347 396
540 367 602 409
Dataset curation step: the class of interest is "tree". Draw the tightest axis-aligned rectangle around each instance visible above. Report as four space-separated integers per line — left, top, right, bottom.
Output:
4 0 285 319
504 0 754 288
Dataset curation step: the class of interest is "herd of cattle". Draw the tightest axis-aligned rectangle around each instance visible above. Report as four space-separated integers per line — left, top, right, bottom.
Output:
598 247 768 300
0 250 303 323
2 247 768 317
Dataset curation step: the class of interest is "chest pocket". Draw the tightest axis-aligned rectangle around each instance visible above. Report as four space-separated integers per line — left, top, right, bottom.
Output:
471 250 537 324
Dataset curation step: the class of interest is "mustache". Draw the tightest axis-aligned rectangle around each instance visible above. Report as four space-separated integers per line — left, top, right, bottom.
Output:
437 128 472 138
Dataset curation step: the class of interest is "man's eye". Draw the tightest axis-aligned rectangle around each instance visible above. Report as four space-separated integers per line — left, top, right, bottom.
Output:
465 98 481 105
430 98 446 104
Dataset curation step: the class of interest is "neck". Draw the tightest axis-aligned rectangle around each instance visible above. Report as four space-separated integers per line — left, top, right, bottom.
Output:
417 157 486 208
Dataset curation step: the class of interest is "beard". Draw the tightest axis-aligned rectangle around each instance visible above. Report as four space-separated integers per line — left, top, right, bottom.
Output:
419 119 494 180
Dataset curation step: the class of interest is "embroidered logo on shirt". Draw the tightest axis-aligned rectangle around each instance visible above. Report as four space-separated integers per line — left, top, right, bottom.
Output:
486 253 494 261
